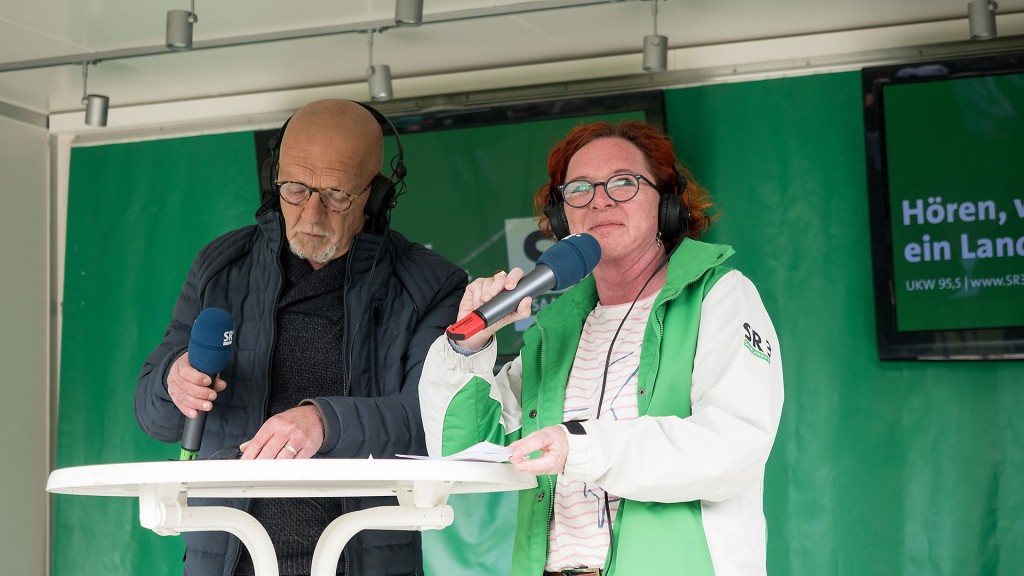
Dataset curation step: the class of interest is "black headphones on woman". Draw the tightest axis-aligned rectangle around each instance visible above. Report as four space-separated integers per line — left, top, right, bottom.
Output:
258 101 406 236
543 166 690 241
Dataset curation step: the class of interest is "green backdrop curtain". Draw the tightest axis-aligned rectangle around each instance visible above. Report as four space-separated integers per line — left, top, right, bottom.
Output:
54 74 1024 576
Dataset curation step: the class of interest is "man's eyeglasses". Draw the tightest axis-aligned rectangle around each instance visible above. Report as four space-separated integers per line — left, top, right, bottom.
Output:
557 173 657 208
276 181 371 213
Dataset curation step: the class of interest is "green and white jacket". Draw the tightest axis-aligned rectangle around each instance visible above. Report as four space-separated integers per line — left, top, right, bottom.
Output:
420 239 784 576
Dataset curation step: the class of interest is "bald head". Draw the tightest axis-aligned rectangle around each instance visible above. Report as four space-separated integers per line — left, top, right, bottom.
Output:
279 99 384 184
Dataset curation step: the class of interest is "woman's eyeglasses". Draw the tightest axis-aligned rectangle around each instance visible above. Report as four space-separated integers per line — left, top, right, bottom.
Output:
557 173 657 208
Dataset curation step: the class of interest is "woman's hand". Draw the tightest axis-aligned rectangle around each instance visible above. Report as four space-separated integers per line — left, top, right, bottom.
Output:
451 268 533 351
509 425 569 475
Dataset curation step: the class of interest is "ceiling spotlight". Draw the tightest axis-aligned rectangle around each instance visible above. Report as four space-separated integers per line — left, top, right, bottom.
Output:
84 94 110 127
368 65 393 102
642 0 667 73
81 62 109 127
166 1 199 50
366 30 393 102
395 0 424 27
968 0 998 40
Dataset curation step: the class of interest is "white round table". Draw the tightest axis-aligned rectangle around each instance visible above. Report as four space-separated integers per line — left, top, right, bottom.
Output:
47 458 535 576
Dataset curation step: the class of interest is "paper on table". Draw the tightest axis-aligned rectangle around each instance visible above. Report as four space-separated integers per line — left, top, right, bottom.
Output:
397 441 512 463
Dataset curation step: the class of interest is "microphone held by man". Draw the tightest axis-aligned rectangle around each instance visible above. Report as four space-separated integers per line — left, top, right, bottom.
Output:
179 307 234 461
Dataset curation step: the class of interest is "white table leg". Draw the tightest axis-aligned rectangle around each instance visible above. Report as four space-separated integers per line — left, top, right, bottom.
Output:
138 483 280 576
310 505 454 576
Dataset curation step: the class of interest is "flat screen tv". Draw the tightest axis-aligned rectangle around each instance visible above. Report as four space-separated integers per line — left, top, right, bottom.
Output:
862 52 1024 360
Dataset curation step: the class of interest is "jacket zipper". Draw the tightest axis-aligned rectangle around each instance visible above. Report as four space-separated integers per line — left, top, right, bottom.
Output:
340 235 355 398
537 323 557 572
545 473 556 570
370 303 380 396
229 229 287 576
341 237 355 576
644 275 699 406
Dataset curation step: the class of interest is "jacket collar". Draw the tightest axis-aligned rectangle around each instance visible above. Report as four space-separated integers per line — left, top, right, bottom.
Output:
537 238 734 326
661 238 735 300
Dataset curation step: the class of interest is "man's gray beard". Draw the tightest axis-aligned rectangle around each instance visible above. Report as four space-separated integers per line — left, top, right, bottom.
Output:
289 238 338 264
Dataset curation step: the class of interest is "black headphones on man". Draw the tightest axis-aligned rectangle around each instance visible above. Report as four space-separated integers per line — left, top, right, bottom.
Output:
259 101 406 236
544 166 691 242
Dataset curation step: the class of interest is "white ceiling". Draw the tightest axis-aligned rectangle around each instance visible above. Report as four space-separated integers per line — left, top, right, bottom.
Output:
2 0 1024 130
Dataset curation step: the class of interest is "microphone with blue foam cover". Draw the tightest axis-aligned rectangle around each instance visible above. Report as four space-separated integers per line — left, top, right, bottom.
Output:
446 233 602 341
179 307 234 461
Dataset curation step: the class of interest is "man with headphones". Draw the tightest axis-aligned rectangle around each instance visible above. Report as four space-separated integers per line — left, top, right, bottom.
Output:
136 99 468 576
419 119 784 576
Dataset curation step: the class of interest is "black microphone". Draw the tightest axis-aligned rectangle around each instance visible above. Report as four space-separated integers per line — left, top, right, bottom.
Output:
446 233 601 341
179 307 234 461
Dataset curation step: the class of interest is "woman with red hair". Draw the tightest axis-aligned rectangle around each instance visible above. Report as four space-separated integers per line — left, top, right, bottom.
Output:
420 120 784 576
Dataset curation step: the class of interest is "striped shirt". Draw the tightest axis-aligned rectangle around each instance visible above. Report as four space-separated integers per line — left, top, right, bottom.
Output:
546 292 657 571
